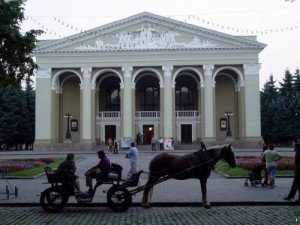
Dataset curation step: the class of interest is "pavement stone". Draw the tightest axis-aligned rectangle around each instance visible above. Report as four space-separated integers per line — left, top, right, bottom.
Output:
0 206 299 225
0 149 299 225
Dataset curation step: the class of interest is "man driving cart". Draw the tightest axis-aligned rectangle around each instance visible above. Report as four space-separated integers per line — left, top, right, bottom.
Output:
85 150 111 193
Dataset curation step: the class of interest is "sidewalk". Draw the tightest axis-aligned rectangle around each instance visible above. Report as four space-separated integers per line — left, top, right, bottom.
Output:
0 151 297 205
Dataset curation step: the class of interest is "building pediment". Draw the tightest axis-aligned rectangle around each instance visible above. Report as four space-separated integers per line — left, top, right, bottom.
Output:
35 12 265 53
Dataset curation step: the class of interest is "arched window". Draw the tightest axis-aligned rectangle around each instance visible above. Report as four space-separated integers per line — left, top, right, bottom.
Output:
140 87 159 111
176 85 195 110
104 86 120 111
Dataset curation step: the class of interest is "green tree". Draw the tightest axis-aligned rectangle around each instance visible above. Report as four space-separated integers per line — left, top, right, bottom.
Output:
261 75 279 143
0 0 42 89
24 77 35 149
274 69 297 144
0 86 27 149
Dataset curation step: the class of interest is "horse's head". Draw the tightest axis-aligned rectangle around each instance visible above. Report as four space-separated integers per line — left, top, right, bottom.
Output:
221 144 237 168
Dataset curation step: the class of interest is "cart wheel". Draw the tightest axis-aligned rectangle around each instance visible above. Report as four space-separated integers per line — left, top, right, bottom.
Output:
40 187 68 213
107 185 132 212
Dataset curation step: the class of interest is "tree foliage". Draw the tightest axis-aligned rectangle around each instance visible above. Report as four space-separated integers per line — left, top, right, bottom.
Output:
0 85 35 150
261 69 300 145
0 0 42 89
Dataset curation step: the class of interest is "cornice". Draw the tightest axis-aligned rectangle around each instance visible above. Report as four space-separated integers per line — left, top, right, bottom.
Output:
34 46 263 55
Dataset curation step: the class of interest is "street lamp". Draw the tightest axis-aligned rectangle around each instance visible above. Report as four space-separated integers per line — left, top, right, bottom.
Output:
64 113 72 140
293 75 300 143
224 111 234 137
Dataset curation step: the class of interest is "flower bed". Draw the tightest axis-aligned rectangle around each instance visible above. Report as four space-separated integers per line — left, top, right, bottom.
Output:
0 158 58 173
236 156 294 170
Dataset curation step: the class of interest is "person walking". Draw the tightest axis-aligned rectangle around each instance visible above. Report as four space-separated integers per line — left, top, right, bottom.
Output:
151 137 156 151
126 142 139 177
113 139 119 154
107 138 113 153
284 143 300 202
261 144 283 188
125 141 142 186
85 150 111 193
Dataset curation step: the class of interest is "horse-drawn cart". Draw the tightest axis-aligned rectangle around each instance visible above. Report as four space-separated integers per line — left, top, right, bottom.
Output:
40 143 237 212
40 163 144 212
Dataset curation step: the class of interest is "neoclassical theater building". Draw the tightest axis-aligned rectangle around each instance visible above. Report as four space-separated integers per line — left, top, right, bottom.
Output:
34 12 266 150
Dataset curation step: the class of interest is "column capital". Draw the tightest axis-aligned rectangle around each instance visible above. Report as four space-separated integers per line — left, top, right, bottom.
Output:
81 67 92 78
243 64 261 75
122 66 133 77
162 65 173 76
36 68 51 79
203 65 214 76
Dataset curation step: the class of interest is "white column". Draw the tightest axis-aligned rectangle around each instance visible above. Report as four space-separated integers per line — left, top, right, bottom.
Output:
162 66 174 138
203 65 215 140
122 66 133 137
243 64 261 138
81 67 92 142
35 68 52 143
192 123 196 142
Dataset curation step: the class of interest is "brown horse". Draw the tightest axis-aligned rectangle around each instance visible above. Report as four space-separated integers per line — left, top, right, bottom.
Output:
141 144 236 208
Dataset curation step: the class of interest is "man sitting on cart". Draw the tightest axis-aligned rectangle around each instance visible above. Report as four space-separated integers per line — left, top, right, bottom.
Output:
56 153 82 194
85 150 111 193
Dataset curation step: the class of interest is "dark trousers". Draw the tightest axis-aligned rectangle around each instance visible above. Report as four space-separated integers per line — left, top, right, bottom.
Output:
151 143 155 151
113 146 118 154
287 177 300 199
85 166 108 189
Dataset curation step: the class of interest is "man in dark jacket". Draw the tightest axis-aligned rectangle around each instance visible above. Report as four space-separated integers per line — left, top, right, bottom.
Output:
85 150 111 193
284 143 300 202
57 153 82 193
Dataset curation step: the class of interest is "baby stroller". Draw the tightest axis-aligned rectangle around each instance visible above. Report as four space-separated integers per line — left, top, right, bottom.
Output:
244 163 263 187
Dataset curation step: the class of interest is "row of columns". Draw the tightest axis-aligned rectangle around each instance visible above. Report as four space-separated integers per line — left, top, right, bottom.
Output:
35 64 261 144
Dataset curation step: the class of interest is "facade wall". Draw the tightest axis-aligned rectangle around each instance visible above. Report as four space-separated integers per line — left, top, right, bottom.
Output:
34 13 265 149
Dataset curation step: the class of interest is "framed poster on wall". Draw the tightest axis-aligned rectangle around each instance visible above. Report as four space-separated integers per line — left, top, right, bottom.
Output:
220 118 227 130
71 119 78 132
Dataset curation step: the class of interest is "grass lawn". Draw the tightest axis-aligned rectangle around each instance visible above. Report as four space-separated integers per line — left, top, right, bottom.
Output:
216 160 294 177
7 156 84 178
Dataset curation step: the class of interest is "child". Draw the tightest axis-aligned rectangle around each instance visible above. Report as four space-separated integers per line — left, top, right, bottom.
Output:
261 144 282 188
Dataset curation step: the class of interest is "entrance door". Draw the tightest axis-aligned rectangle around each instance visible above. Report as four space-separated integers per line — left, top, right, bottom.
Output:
181 124 192 144
105 125 116 143
143 125 154 145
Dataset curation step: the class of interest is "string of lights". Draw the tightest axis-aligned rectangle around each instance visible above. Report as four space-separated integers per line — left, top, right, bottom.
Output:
24 13 300 40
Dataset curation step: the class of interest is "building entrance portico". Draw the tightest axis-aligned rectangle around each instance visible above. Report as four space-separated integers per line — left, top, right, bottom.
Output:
34 12 265 150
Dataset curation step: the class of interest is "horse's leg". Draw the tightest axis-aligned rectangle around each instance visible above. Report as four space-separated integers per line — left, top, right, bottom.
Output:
200 178 211 209
142 174 155 208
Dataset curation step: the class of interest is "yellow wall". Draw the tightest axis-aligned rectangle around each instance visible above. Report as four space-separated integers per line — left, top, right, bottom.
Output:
61 77 81 142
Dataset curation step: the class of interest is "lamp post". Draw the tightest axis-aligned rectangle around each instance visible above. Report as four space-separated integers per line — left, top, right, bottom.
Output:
293 75 300 143
224 111 234 137
64 113 72 140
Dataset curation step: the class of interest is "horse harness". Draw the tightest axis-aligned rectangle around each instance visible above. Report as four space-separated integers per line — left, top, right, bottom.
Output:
183 143 215 174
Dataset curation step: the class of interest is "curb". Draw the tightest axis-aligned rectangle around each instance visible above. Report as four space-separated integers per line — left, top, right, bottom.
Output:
0 201 298 207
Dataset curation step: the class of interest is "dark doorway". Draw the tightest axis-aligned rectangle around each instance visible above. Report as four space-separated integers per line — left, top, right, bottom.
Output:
143 125 154 144
181 124 192 144
105 125 116 143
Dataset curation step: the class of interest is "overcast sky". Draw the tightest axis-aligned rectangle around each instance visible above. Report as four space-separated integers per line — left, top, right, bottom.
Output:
20 0 300 89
